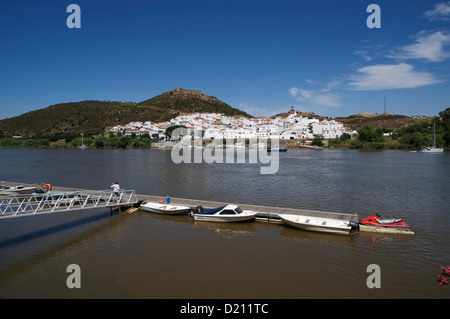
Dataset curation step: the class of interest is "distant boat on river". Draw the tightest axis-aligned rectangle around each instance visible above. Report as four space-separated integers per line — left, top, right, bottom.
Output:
79 132 87 149
267 146 287 152
420 123 443 153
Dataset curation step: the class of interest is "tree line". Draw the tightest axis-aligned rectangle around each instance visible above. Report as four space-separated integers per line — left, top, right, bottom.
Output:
326 107 449 150
0 133 152 149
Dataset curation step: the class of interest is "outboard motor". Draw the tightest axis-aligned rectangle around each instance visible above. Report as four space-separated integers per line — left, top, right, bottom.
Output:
348 220 359 229
133 200 144 208
195 206 204 213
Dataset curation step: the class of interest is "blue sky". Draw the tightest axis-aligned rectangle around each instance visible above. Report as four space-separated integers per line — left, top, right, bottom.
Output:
1 0 449 120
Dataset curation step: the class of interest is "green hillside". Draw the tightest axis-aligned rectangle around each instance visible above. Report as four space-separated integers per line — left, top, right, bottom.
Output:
0 89 252 137
138 88 252 118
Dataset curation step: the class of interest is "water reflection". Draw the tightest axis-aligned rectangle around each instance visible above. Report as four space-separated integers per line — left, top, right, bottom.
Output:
138 209 191 225
0 210 122 282
0 211 111 249
278 224 357 244
191 220 257 238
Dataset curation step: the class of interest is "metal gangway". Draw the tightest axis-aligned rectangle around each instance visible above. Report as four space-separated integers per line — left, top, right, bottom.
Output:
0 189 138 219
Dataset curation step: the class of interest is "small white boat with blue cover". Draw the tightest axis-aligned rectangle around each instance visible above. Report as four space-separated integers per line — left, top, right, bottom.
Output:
192 204 257 222
140 202 191 215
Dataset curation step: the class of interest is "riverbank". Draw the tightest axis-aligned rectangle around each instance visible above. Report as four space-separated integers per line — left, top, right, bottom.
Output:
0 134 446 151
0 134 152 149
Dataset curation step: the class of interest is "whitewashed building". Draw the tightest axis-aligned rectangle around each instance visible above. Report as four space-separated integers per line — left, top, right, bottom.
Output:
110 107 353 141
311 120 345 139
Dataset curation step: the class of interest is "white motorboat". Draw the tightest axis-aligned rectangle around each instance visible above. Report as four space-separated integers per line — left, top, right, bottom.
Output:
279 214 356 235
140 202 191 215
192 204 257 222
0 184 37 196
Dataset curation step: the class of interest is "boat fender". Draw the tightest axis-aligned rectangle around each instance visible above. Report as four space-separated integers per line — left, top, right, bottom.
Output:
41 183 51 191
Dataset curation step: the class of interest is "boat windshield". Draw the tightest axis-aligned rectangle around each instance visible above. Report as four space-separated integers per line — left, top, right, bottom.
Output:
219 210 236 215
234 207 243 214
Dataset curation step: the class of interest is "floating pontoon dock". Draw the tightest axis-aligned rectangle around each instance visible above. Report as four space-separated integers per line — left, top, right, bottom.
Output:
0 182 137 219
137 195 358 223
0 181 358 223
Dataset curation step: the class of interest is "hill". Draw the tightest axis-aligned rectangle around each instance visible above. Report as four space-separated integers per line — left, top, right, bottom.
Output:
138 88 251 118
335 113 435 131
272 109 434 131
0 89 252 137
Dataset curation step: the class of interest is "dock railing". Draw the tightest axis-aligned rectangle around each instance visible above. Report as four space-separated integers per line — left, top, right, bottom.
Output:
0 189 138 219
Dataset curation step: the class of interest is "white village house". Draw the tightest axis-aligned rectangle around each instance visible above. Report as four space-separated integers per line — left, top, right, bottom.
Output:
311 120 345 139
110 108 351 141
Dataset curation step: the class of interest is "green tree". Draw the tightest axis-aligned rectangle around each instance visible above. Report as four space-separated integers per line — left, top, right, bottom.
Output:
165 125 187 140
92 136 107 148
129 138 141 148
140 136 151 148
70 136 93 148
358 125 383 142
312 134 324 146
0 138 23 147
22 138 49 148
119 136 131 148
439 107 450 147
105 136 121 148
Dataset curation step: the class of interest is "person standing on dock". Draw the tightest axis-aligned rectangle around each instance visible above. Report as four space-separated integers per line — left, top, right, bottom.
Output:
111 181 121 202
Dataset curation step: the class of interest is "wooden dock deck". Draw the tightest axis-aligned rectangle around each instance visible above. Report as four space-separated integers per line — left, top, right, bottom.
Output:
1 181 359 222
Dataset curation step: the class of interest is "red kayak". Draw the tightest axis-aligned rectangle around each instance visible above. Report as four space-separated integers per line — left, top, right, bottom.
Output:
359 213 411 230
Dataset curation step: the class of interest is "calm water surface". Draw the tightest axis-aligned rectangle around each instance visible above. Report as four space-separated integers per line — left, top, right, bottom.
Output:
0 148 448 298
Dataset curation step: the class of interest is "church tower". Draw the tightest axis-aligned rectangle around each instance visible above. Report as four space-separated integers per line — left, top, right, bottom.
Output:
289 106 295 114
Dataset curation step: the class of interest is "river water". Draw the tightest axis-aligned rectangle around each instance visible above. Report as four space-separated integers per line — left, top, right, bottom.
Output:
0 148 448 299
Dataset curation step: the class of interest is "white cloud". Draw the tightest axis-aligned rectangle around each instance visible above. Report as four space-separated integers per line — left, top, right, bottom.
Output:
424 1 450 21
322 78 342 92
353 50 373 61
289 87 313 100
388 31 450 62
239 104 287 117
348 63 441 91
305 79 319 85
289 87 341 108
311 95 341 107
